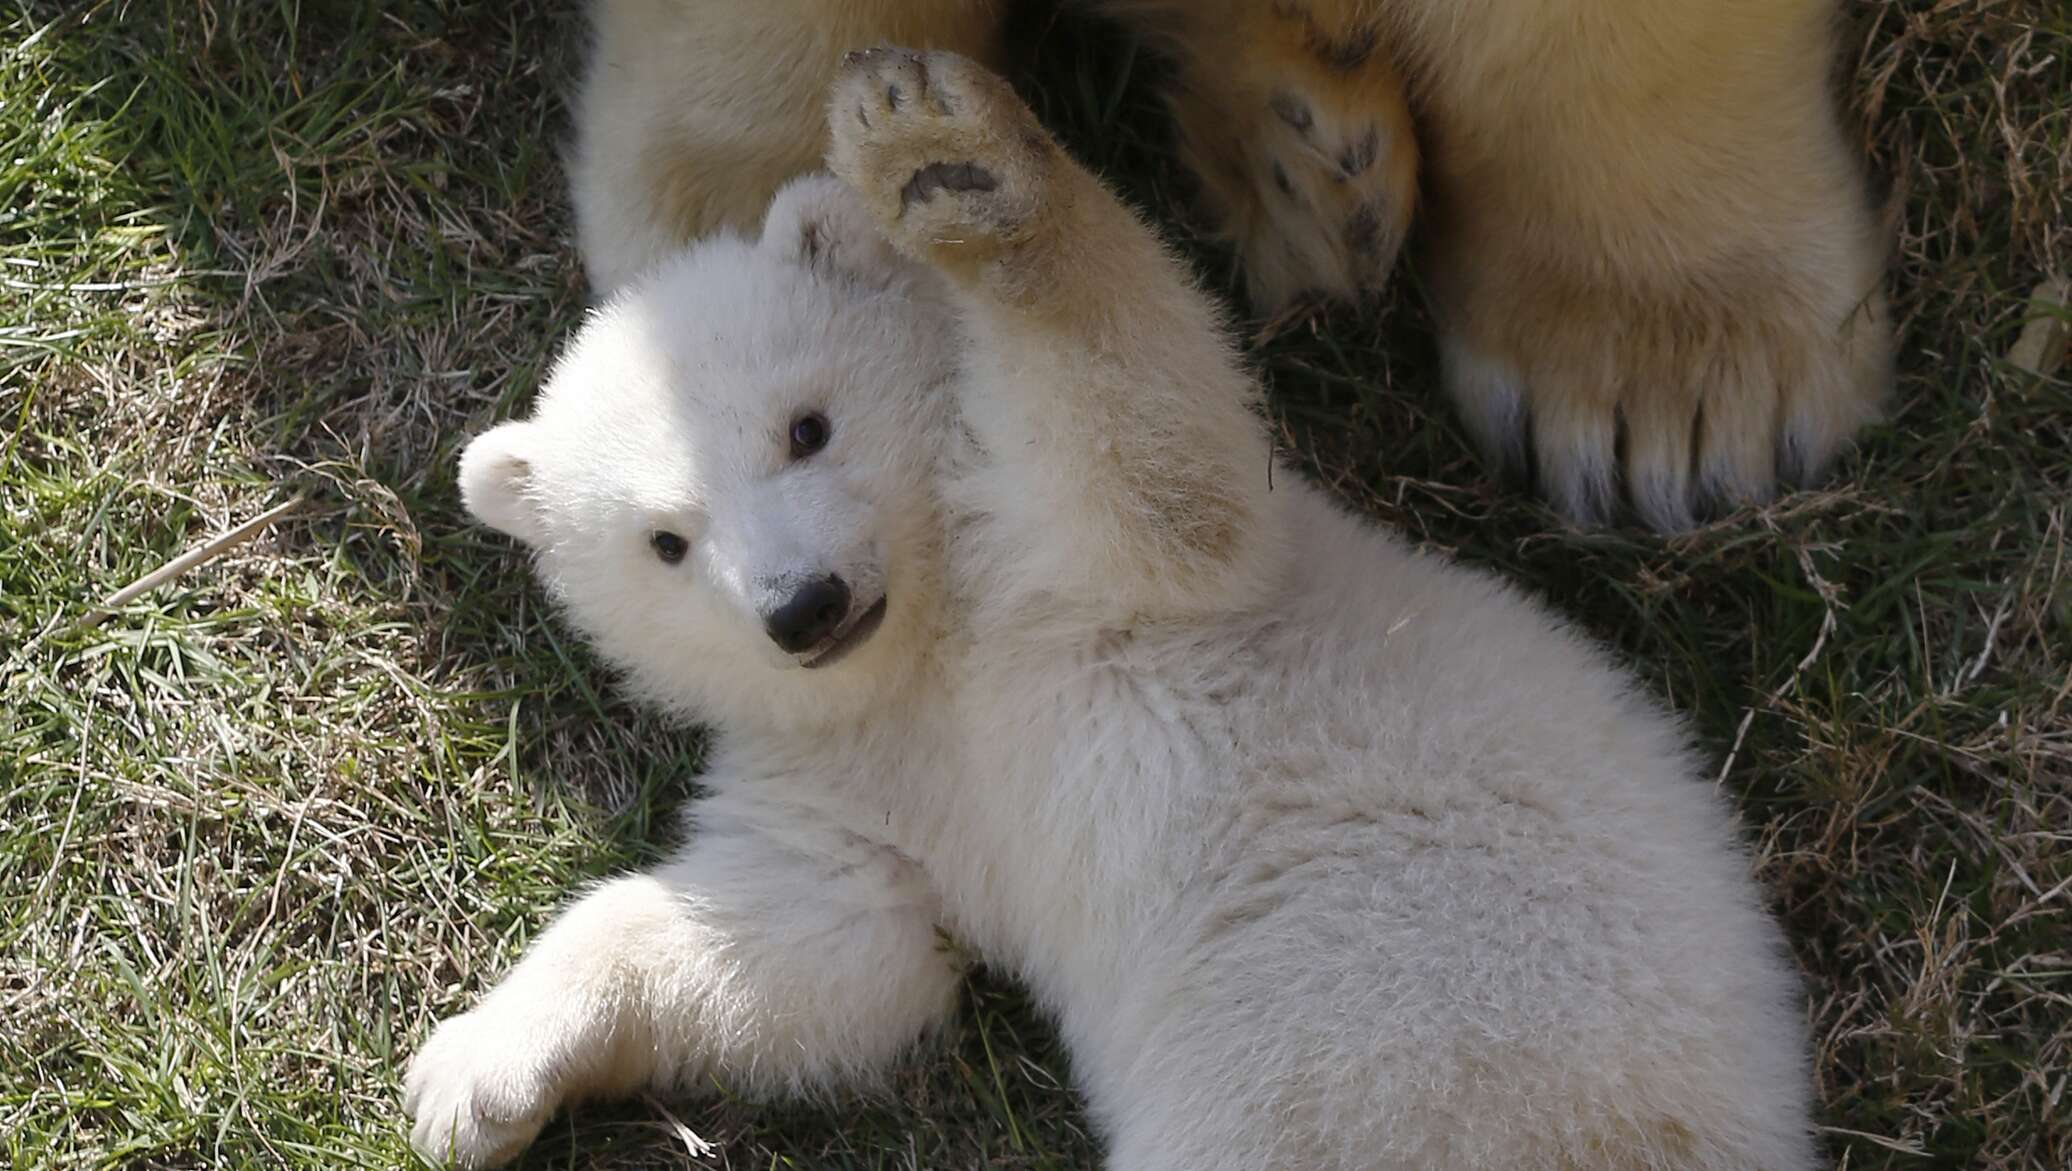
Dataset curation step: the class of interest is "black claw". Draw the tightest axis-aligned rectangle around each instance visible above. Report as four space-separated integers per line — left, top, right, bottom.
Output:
1317 27 1378 72
1338 126 1380 177
1269 91 1314 135
885 83 902 110
1345 203 1382 258
1271 159 1295 196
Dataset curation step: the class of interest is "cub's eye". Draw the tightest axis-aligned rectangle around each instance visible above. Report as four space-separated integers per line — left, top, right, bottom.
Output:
650 531 688 565
789 411 831 459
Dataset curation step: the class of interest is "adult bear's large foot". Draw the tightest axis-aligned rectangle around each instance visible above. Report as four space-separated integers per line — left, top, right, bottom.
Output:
1434 211 1892 531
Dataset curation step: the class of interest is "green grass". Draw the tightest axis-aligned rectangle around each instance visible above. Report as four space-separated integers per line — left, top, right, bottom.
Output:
2 0 2066 1167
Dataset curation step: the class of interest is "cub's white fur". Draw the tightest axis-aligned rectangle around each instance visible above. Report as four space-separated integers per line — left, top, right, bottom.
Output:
411 51 1815 1170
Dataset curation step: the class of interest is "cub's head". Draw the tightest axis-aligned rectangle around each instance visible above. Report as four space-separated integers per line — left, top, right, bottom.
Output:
460 176 955 727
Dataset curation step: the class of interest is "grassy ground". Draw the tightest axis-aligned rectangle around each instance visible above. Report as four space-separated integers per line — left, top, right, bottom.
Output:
2 0 2065 1167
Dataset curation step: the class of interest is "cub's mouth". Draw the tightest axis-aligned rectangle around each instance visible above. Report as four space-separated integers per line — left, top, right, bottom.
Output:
800 596 888 670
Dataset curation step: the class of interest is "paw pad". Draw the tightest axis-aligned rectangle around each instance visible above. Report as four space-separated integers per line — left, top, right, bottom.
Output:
900 161 998 210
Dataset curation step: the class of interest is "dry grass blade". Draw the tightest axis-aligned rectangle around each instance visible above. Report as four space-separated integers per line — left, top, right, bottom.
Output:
71 495 303 631
2006 275 2068 379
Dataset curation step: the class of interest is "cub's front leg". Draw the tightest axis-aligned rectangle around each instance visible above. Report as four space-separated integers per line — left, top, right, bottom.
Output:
403 791 960 1169
827 49 1281 620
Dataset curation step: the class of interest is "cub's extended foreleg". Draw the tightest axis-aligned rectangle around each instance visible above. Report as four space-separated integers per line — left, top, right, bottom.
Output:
405 794 960 1168
829 49 1281 619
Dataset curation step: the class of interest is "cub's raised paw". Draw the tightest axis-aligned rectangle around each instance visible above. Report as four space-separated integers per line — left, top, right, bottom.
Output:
827 48 1054 267
403 1009 561 1169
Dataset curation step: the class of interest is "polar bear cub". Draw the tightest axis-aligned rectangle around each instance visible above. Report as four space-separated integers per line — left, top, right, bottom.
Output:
409 49 1816 1171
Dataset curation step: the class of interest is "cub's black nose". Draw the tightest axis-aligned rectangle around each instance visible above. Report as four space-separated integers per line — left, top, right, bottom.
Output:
764 575 852 654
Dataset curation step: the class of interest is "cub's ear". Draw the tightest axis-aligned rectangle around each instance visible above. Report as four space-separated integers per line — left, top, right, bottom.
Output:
459 420 545 544
760 173 906 285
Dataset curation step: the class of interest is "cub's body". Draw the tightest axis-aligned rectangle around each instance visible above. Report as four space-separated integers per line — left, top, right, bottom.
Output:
410 52 1815 1170
678 486 1812 1170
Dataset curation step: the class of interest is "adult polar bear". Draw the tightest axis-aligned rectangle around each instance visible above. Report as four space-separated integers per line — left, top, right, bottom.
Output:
408 49 1815 1171
572 0 1893 531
